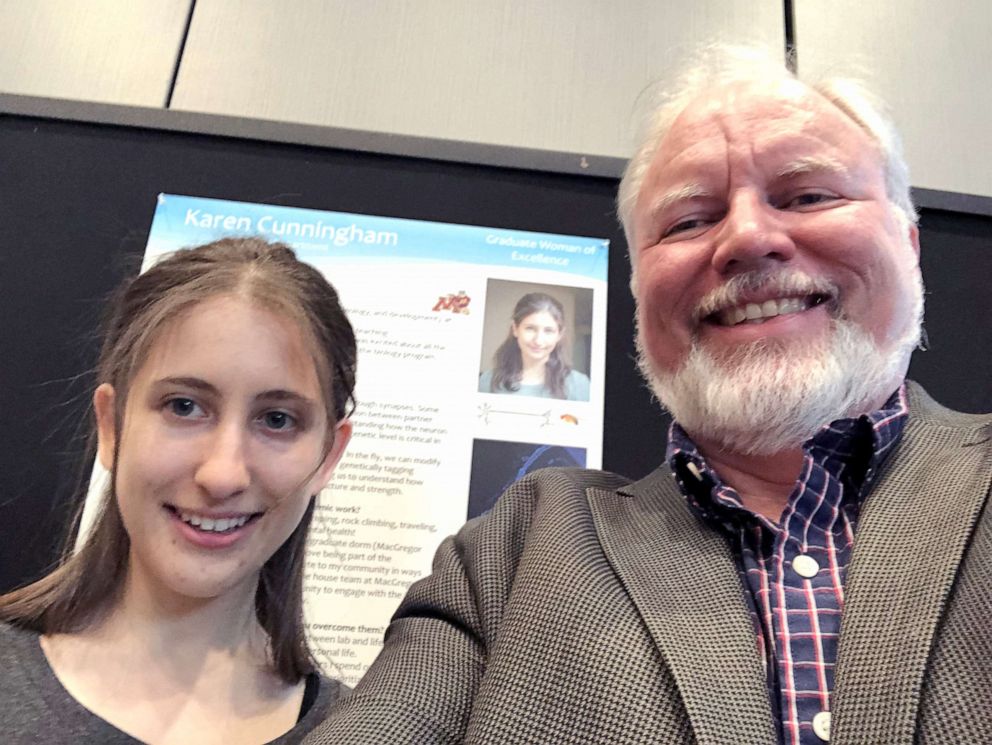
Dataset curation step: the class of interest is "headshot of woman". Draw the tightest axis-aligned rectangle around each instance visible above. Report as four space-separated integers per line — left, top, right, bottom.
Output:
479 292 590 401
0 238 356 744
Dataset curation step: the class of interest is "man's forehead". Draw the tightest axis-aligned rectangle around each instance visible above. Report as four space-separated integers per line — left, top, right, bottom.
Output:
660 79 835 152
647 78 881 183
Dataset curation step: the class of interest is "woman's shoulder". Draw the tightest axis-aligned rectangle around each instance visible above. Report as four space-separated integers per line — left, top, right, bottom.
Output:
478 369 495 392
0 621 41 662
564 369 591 400
0 619 35 638
0 621 47 671
0 623 142 743
0 624 48 740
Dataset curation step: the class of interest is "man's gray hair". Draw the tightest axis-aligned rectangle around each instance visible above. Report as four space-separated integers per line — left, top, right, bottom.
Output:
617 45 918 252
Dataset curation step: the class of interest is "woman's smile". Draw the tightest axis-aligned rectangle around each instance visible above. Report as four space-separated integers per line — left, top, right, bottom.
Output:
164 504 265 549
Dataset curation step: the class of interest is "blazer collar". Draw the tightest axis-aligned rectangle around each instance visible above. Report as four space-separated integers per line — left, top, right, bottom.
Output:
589 468 778 745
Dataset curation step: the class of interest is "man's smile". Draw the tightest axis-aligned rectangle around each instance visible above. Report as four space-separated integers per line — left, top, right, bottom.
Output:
706 293 831 326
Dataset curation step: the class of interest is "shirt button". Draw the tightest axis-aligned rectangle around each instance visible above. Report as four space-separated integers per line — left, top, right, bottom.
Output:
793 554 820 579
812 711 831 741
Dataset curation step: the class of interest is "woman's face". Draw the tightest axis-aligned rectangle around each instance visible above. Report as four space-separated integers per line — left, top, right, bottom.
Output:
94 294 350 605
512 310 563 367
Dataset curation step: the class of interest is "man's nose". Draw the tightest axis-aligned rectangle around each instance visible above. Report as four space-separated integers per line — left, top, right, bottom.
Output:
194 422 251 500
710 192 796 274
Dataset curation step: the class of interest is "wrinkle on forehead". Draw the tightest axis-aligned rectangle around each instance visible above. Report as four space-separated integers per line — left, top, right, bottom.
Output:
670 82 814 147
650 79 880 185
745 81 874 139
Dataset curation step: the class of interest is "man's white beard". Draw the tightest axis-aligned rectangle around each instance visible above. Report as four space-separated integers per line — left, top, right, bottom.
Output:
638 271 924 456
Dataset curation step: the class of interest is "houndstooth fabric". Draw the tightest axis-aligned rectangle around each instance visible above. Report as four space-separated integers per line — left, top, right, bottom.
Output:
307 383 991 744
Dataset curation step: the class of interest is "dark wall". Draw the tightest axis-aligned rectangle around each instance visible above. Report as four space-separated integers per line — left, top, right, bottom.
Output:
908 209 992 414
1 114 989 594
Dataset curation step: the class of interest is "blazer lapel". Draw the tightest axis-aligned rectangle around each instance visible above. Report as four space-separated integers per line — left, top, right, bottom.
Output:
589 469 777 745
831 387 992 744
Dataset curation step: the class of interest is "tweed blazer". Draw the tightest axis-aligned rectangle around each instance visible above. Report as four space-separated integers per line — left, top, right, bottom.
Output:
309 383 992 744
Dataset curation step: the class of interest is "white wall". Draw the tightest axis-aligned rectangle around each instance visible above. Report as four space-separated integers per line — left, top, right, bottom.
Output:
170 0 781 158
796 0 992 199
0 0 192 106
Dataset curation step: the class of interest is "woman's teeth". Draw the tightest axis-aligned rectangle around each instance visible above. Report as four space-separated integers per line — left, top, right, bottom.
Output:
176 510 251 533
717 296 814 326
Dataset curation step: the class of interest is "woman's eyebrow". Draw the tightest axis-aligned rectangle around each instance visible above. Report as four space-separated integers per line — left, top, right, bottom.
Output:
154 376 217 395
256 390 318 407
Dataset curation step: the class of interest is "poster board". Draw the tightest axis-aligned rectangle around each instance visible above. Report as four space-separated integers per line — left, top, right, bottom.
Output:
78 193 610 682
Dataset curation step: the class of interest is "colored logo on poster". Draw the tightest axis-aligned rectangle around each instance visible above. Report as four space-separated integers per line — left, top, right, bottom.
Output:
433 291 471 314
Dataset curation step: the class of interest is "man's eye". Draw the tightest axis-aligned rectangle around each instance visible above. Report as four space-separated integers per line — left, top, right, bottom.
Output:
663 218 709 239
168 398 203 418
782 192 837 209
262 411 296 431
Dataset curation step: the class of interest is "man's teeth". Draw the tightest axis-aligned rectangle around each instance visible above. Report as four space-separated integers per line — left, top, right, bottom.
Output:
177 510 251 532
719 297 810 326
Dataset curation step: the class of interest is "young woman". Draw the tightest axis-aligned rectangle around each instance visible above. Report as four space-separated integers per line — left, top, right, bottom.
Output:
0 238 356 744
479 292 590 401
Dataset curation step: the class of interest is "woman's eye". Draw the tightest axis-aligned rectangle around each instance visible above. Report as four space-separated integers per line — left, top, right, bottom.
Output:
168 398 204 418
261 411 297 431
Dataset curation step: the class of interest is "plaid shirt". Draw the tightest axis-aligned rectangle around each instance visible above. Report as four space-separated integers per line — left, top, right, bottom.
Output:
666 386 909 745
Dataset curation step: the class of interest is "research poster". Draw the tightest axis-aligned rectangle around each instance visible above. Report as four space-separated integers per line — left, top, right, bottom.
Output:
82 194 610 683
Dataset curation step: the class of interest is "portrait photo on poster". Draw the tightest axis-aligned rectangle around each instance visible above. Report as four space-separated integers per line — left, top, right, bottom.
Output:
468 438 587 519
478 279 593 402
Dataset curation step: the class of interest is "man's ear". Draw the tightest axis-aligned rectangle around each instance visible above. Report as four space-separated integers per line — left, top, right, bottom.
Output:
907 221 921 260
93 384 118 472
313 419 353 492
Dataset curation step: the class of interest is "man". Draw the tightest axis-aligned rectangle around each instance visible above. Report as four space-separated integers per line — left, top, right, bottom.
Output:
311 47 991 744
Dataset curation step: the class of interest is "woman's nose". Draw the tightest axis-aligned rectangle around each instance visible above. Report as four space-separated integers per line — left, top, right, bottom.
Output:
710 192 797 274
194 422 251 500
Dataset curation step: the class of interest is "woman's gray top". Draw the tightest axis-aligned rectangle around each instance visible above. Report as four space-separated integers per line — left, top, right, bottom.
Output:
0 623 346 744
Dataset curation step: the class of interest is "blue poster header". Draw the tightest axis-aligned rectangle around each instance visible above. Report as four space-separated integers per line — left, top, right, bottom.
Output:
148 194 609 281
